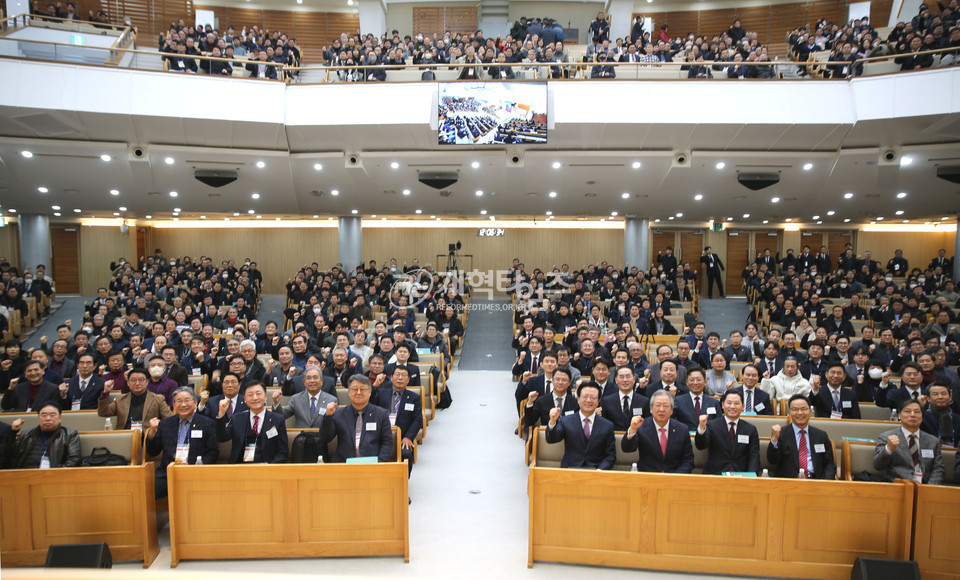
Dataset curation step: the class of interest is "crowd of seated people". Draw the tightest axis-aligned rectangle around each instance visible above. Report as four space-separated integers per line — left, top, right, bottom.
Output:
0 259 56 343
31 1 118 27
158 20 301 78
790 1 960 77
508 250 959 483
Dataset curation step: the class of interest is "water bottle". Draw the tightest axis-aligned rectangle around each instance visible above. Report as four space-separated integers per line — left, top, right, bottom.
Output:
630 463 637 472
890 408 899 421
104 418 113 431
798 468 806 479
195 456 203 465
317 455 324 464
761 468 769 478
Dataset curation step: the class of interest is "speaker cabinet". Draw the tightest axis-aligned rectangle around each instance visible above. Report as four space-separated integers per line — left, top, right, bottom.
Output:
45 543 113 568
850 557 920 580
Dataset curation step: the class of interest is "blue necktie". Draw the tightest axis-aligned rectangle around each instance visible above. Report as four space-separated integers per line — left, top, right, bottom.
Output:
309 396 317 418
177 419 189 445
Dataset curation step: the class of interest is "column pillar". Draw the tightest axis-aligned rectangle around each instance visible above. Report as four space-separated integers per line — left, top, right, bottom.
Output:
954 218 960 283
338 216 362 275
357 0 386 37
624 217 649 273
17 214 52 275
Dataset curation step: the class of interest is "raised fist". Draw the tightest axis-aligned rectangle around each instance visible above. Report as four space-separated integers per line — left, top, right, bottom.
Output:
527 391 539 405
272 390 282 405
886 434 900 453
548 407 561 424
522 371 531 383
199 390 209 403
11 418 24 431
770 424 781 442
325 401 337 415
59 383 69 397
148 417 160 433
643 369 651 379
698 414 709 430
1 359 12 371
630 415 643 432
218 398 230 417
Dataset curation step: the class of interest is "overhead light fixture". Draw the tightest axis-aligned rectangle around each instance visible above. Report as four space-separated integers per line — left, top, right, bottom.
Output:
51 205 60 210
429 215 436 219
114 212 120 216
816 220 823 224
812 215 820 220
762 219 769 224
631 161 641 169
200 215 207 219
694 194 703 201
676 212 683 217
256 215 262 219
276 217 281 221
548 191 557 198
771 197 780 203
38 186 48 193
668 216 674 220
110 189 120 196
471 161 480 169
489 215 495 221
144 214 151 218
611 211 619 216
20 151 33 158
164 157 175 165
621 193 630 199
118 206 127 211
331 189 339 196
256 161 266 169
654 218 661 222
785 218 792 222
248 209 255 214
742 213 750 218
252 193 260 199
480 210 487 215
402 189 410 196
169 191 178 197
100 154 112 162
546 211 553 216
351 209 358 214
390 161 400 169
371 214 377 218
233 212 240 217
475 190 483 197
53 212 61 217
715 162 725 170
73 209 81 213
877 217 884 221
827 210 835 216
415 209 422 214
225 217 230 221
173 207 181 212
802 163 813 171
844 218 851 223
895 210 904 215
844 192 854 199
314 163 323 171
896 192 907 199
552 161 561 169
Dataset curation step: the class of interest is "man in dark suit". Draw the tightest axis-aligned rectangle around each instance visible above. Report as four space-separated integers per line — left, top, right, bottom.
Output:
514 346 554 417
700 246 725 298
810 362 861 419
1 361 61 412
621 390 694 473
324 375 393 463
767 394 837 479
644 359 687 399
599 365 649 430
722 330 753 363
735 364 774 415
523 367 578 430
145 386 219 497
646 346 688 386
656 247 679 278
371 366 421 474
216 381 288 463
823 305 855 337
694 390 760 474
885 362 926 411
246 50 280 79
674 367 721 430
875 399 943 484
61 353 104 410
160 345 190 387
544 382 616 469
920 382 960 446
198 372 247 419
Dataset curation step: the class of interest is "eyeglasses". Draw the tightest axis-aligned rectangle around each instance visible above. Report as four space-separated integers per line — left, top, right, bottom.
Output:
348 387 371 394
579 394 598 401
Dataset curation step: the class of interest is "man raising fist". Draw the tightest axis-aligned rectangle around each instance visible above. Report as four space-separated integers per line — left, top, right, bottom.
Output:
621 389 694 473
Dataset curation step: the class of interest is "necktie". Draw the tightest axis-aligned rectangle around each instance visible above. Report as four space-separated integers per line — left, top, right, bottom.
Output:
694 396 701 416
797 428 808 477
252 414 260 437
659 427 667 456
227 399 234 418
530 356 538 375
555 396 562 410
309 396 317 418
354 411 363 456
909 434 921 471
80 379 87 393
729 422 736 448
912 391 919 401
745 389 753 412
545 379 552 394
177 419 189 445
833 390 841 412
622 395 630 418
392 391 401 413
583 417 591 439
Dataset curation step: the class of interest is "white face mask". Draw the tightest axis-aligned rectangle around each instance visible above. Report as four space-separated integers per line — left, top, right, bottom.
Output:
885 277 893 283
149 366 165 379
313 307 322 314
868 368 884 380
840 283 847 289
918 277 925 283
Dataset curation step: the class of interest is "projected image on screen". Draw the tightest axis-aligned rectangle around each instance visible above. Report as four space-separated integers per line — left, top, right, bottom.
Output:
438 82 547 145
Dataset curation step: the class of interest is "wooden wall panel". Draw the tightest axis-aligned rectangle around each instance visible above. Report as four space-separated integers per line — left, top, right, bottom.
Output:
0 225 19 270
856 230 955 273
827 231 855 267
870 0 893 26
193 6 359 53
50 227 80 294
79 225 132 296
725 230 751 296
412 6 476 38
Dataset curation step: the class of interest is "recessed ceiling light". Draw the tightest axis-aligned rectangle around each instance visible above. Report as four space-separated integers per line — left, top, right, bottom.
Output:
668 216 675 220
475 190 483 196
390 161 399 169
331 189 339 196
173 208 181 212
786 218 792 222
942 217 950 220
172 212 179 216
480 210 487 215
252 193 260 200
726 217 733 221
51 205 60 210
20 151 33 158
73 208 81 213
144 214 151 219
827 210 835 216
844 192 854 199
715 162 725 170
415 209 422 214
429 215 436 219
762 220 769 224
402 189 410 196
546 211 553 216
164 157 174 165
233 212 240 217
471 161 480 169
552 161 562 169
256 215 262 219
694 194 703 201
611 211 618 216
118 206 127 211
895 210 904 215
53 212 61 217
351 209 359 214
110 189 119 196
600 218 606 222
654 218 661 223
877 217 884 221
313 163 323 171
896 192 907 199
256 161 265 169
248 209 255 214
902 219 909 223
676 212 683 217
631 161 641 169
802 163 813 171
548 191 557 198
771 197 780 203
900 156 913 166
812 215 820 220
100 154 112 162
742 213 750 218
113 212 120 216
169 191 178 197
200 215 206 219
816 220 823 224
224 217 230 221
38 187 48 193
489 216 495 221
621 193 630 199
844 218 851 223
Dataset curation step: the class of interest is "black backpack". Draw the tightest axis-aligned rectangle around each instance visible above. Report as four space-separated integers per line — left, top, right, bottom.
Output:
81 447 128 467
290 431 326 463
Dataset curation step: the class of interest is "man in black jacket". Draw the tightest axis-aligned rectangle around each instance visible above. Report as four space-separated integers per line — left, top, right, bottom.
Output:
2 403 81 468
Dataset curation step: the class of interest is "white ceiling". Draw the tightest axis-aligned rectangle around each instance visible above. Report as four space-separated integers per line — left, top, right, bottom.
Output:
0 104 958 225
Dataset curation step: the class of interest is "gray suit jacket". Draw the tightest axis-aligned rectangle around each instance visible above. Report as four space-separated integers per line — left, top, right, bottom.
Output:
274 389 338 429
873 427 944 485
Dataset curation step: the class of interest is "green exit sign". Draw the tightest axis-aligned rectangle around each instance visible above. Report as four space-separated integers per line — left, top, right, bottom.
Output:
71 35 84 45
712 222 723 232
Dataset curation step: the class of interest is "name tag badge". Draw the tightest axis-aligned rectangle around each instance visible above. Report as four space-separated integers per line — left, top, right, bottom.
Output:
40 454 51 469
191 429 203 438
25 407 31 412
814 444 826 453
71 400 81 411
442 328 449 334
564 410 575 415
175 444 190 462
265 427 278 439
755 403 765 412
737 434 750 444
389 414 396 426
632 408 643 416
841 400 852 408
192 367 201 374
913 470 923 482
830 411 843 420
243 444 256 462
921 449 934 459
366 422 377 431
706 407 717 415
131 421 142 430
404 403 415 411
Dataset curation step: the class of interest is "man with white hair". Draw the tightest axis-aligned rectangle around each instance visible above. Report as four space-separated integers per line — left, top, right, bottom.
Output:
760 356 813 401
238 339 266 384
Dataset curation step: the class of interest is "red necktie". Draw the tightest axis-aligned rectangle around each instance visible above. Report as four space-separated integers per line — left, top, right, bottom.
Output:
694 396 701 416
729 422 736 448
659 427 667 456
252 414 260 437
530 356 538 375
797 429 808 478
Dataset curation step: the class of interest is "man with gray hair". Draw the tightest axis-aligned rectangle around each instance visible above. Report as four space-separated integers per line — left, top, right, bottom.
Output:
271 366 337 429
621 390 694 473
238 339 266 384
145 386 218 497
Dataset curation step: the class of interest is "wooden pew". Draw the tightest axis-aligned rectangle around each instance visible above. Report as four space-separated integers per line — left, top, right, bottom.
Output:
0 410 113 432
913 481 960 580
167 461 409 565
527 466 914 578
0 463 159 567
80 429 143 465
